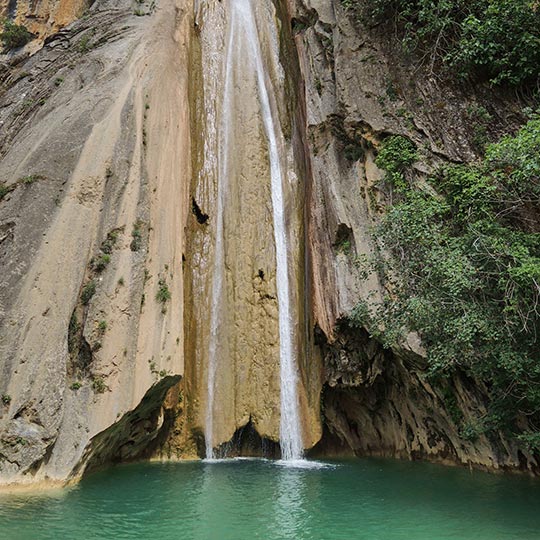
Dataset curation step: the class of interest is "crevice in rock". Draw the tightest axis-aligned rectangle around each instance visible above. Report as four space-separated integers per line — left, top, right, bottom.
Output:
291 8 318 36
67 308 93 378
7 0 18 19
191 197 209 225
333 223 355 256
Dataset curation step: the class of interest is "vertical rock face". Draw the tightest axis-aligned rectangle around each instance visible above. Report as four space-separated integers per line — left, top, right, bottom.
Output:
0 0 537 486
0 0 191 486
289 0 538 473
1 0 90 38
180 0 321 455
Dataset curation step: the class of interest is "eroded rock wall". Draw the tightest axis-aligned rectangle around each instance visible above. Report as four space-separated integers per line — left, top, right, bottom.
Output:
1 0 91 39
290 0 539 473
0 0 191 486
177 0 322 455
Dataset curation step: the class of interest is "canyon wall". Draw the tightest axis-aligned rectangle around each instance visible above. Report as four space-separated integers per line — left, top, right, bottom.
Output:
0 0 90 39
173 0 321 457
291 0 538 474
0 0 191 486
0 0 538 487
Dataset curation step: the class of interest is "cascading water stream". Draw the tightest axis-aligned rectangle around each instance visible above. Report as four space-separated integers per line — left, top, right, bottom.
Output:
204 0 304 460
204 2 231 460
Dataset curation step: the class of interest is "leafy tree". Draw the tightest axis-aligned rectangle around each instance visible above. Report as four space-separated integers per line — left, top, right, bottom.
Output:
0 19 33 51
355 115 540 443
341 0 540 86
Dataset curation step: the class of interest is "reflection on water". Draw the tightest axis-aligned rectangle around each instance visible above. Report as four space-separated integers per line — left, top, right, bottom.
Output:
1 458 539 540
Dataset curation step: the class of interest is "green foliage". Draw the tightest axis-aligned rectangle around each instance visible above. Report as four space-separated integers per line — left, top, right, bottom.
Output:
91 376 107 394
20 175 38 184
375 135 417 191
97 320 107 333
354 114 540 444
0 183 12 200
68 312 80 354
101 230 119 255
130 220 143 252
81 280 96 305
92 254 111 273
156 278 171 304
338 238 352 254
77 34 91 53
451 1 540 86
517 431 540 452
70 382 82 391
342 0 540 86
1 394 11 406
0 19 33 51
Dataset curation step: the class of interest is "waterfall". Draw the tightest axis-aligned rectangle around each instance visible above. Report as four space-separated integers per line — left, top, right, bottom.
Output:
204 0 229 459
204 0 303 461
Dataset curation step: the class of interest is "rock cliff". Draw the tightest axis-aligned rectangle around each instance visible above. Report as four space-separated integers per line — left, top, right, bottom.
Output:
290 0 538 473
1 0 90 39
0 0 538 487
0 0 191 486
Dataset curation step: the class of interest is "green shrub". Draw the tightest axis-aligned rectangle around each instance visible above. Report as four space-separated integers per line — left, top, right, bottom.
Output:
0 19 33 51
92 376 107 394
77 34 91 53
130 221 143 251
1 394 11 405
354 113 540 442
101 230 119 254
81 280 96 305
342 0 540 86
375 135 417 191
92 254 111 273
0 183 12 200
70 382 82 391
517 431 540 452
20 175 38 184
156 278 171 304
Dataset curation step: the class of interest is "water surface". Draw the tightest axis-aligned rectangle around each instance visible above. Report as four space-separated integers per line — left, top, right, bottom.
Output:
1 458 539 540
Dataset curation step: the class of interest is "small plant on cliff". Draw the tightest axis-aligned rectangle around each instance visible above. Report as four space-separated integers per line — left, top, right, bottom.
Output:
130 220 143 251
91 376 107 394
81 280 96 305
70 382 82 391
92 254 111 273
156 278 171 304
0 183 12 200
20 175 38 185
97 320 107 334
0 19 33 51
77 34 91 54
101 229 120 254
1 394 11 405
